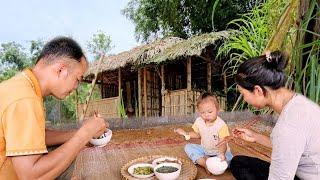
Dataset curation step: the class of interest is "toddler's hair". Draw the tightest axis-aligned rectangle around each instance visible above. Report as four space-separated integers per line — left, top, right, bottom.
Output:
196 92 219 110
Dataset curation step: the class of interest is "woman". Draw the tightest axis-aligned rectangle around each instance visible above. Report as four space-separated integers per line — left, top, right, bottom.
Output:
230 51 320 180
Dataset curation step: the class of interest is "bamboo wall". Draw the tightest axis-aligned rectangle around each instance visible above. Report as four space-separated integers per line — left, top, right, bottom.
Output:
163 89 200 116
163 89 226 116
141 68 161 116
77 97 120 119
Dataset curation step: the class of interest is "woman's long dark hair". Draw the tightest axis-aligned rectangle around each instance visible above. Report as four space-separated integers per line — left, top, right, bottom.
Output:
235 51 288 93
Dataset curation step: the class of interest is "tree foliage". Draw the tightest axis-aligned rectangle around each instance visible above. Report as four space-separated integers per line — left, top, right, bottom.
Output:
29 40 44 65
122 0 261 42
0 42 29 81
87 30 113 60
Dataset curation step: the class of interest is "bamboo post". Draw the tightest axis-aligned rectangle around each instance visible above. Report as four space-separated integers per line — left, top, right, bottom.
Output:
223 73 227 95
100 73 105 98
161 65 165 116
265 0 298 51
207 62 212 92
126 81 132 109
232 94 243 112
118 68 122 117
138 69 142 117
79 53 105 122
143 68 147 117
187 57 192 114
75 89 78 120
223 72 227 111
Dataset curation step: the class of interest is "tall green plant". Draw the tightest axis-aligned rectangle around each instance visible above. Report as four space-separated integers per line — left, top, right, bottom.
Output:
291 0 320 104
118 89 127 118
217 0 290 111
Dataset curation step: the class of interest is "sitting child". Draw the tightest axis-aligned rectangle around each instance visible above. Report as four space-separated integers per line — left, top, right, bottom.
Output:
174 92 233 173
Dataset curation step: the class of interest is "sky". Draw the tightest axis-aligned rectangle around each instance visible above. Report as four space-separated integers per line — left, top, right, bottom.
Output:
0 0 138 60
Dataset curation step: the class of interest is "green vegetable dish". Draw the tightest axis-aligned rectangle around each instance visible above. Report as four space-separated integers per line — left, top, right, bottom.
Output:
156 166 179 173
133 166 154 175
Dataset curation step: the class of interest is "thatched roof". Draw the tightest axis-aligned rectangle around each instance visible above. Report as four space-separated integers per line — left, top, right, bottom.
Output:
142 30 231 65
86 30 231 76
85 37 183 76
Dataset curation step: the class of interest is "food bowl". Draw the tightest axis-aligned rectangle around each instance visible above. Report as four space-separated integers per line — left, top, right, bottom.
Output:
154 162 181 180
127 163 154 178
206 157 228 175
89 129 112 147
152 156 182 167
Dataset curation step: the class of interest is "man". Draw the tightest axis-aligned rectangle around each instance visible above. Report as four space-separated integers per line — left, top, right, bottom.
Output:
0 37 107 179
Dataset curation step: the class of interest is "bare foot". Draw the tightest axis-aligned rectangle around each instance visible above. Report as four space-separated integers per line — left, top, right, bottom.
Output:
205 167 211 175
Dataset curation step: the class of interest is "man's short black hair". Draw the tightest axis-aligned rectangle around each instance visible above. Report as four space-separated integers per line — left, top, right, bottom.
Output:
36 36 85 64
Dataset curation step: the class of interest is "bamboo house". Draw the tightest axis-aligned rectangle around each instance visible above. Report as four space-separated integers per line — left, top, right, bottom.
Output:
78 31 231 119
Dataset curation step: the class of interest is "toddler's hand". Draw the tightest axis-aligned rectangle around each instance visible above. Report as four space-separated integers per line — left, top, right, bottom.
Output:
217 154 226 162
174 128 186 136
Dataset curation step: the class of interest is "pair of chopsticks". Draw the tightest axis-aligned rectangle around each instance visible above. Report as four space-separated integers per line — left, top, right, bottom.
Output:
93 110 98 117
216 117 261 147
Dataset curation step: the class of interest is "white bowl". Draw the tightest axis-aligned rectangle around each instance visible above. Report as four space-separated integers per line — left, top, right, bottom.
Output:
127 163 154 179
154 162 181 180
206 157 228 175
89 129 112 147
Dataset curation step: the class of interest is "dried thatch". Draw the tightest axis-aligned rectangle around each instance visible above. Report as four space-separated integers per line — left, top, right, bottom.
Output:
85 30 232 76
85 37 183 76
143 30 232 65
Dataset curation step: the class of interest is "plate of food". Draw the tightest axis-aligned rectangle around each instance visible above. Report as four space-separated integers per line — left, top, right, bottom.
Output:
127 163 154 178
152 156 182 167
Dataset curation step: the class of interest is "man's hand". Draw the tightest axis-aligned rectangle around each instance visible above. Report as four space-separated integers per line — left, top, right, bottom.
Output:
81 113 108 139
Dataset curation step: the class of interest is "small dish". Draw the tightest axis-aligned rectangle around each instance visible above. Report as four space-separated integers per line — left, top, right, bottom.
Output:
127 163 154 179
89 129 112 147
152 156 182 167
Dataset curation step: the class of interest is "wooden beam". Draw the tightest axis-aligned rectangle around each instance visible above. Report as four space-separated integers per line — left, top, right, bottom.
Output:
187 57 192 114
187 58 192 91
126 81 132 109
197 55 211 63
161 65 165 116
118 68 122 118
138 69 142 117
75 89 78 120
207 62 212 92
118 68 121 97
143 68 147 117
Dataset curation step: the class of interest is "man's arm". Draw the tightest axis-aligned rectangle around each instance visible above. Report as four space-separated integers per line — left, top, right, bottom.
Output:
45 129 76 146
11 117 106 180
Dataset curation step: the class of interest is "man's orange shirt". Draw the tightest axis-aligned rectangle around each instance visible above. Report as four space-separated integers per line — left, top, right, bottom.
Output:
0 69 47 179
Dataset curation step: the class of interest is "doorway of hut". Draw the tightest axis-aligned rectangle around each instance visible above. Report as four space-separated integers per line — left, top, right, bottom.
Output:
120 70 139 118
139 68 162 117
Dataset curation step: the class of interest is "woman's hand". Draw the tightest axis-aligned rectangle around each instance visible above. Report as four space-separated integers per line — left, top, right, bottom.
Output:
232 128 257 143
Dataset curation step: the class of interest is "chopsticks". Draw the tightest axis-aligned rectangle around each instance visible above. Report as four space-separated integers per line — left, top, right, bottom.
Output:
216 117 261 147
93 110 98 117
